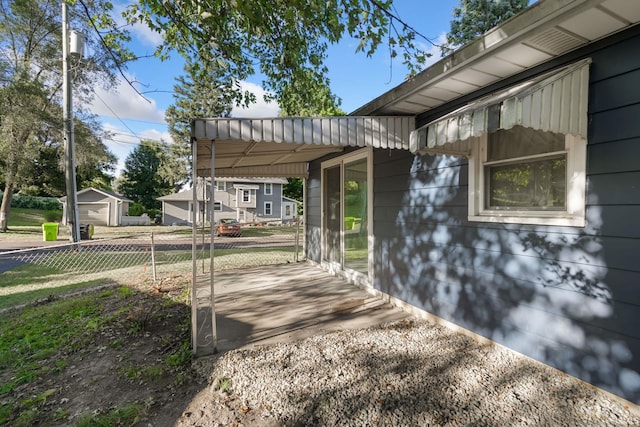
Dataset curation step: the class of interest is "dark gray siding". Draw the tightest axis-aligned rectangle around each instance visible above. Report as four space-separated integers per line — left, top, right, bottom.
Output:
370 28 640 404
256 183 283 219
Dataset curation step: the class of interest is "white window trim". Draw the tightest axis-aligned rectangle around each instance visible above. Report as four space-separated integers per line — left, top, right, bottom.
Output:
320 147 374 284
242 190 251 203
468 133 586 227
264 183 273 195
216 181 226 191
264 201 272 216
213 201 222 211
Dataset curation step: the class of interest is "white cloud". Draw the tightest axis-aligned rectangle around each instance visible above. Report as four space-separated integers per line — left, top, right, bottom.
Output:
419 32 447 69
87 74 165 123
112 2 164 48
231 81 280 118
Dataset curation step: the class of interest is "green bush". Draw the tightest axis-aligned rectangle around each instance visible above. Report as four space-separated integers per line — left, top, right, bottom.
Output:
7 195 61 211
128 203 145 216
43 210 63 222
146 208 161 219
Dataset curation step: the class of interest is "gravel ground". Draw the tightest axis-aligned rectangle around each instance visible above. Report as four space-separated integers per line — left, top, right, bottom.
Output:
179 319 639 426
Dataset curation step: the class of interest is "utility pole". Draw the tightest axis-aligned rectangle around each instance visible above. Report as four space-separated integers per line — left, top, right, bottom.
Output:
62 2 82 242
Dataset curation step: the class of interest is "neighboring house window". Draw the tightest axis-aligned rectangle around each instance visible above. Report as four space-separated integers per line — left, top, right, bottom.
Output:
264 183 273 195
213 201 222 211
285 205 291 216
242 190 251 203
469 126 586 227
216 181 226 191
264 202 272 216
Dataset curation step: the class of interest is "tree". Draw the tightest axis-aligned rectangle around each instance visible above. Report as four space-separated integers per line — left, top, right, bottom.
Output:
16 113 117 197
441 0 529 55
118 141 177 210
0 0 131 231
284 178 304 202
125 0 433 113
165 59 237 187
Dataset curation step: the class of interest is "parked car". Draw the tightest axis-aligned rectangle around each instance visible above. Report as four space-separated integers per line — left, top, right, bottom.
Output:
215 219 242 237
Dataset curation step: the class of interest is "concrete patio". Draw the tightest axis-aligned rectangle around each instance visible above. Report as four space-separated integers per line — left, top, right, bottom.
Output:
199 262 412 353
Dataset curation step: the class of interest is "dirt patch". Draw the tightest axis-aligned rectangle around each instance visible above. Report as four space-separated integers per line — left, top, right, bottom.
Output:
0 273 264 426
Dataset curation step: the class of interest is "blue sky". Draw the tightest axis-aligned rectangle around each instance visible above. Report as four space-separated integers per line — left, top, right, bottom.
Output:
86 0 460 175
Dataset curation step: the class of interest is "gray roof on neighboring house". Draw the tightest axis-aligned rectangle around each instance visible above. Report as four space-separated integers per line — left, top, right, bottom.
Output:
157 182 211 202
282 196 302 204
59 187 132 203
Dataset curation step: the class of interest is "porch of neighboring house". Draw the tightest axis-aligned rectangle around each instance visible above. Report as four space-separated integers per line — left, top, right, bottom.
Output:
193 263 412 354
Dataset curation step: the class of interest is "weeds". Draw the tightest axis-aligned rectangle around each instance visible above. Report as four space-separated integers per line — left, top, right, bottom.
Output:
75 401 150 427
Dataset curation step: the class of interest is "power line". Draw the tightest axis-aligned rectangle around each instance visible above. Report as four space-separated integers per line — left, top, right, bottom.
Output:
93 91 142 139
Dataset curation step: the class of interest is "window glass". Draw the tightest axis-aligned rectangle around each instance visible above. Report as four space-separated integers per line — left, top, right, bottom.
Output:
486 155 566 210
264 183 273 195
344 158 368 275
265 202 272 215
488 126 565 161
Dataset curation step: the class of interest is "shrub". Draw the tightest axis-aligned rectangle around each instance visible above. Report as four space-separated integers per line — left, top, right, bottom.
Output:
43 210 63 222
128 203 145 216
8 195 62 211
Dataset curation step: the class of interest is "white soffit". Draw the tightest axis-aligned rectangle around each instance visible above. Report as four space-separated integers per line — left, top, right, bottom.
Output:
192 116 414 178
410 58 591 156
353 0 639 117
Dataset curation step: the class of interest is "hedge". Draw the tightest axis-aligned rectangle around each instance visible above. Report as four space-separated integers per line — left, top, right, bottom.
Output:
0 195 62 211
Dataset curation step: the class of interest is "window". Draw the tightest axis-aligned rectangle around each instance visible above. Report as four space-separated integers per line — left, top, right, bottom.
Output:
242 190 251 203
215 181 226 191
264 202 272 216
285 205 291 216
213 201 222 211
469 126 586 227
264 183 273 195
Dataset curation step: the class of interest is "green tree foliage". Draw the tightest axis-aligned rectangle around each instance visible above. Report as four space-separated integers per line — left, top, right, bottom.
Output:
283 178 303 202
118 141 178 210
165 59 236 186
125 0 432 115
441 0 529 55
0 0 131 230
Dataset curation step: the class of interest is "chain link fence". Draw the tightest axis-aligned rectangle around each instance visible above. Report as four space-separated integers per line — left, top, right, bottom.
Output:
0 222 304 302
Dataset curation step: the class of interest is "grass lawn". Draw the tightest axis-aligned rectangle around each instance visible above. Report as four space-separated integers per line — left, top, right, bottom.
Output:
6 208 61 227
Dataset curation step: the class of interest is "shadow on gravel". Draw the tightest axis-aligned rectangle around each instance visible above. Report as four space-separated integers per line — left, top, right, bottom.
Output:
280 321 620 426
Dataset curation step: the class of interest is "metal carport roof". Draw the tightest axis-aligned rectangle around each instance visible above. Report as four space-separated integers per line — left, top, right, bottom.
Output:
191 116 415 178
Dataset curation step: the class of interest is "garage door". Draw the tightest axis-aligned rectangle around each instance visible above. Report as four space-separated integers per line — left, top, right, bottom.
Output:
78 203 109 226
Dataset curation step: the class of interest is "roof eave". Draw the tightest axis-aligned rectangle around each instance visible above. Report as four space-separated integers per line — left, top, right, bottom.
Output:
351 0 602 116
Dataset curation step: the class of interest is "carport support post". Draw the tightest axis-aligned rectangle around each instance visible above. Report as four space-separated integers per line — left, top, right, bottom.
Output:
191 137 217 356
209 141 216 349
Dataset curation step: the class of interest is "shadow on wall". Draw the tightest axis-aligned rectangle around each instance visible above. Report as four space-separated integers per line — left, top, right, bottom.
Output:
375 151 640 404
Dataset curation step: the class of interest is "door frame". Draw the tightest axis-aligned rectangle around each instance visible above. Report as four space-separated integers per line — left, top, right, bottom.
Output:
320 148 373 283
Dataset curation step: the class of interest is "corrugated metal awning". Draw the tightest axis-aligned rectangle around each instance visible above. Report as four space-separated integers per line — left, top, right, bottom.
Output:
192 116 414 178
409 58 591 156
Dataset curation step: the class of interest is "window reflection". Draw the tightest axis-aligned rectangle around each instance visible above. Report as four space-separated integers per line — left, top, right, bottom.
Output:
344 158 368 274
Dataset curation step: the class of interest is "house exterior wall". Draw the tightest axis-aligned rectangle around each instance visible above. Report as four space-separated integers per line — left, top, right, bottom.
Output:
213 182 285 223
255 184 283 223
305 28 640 404
162 201 190 225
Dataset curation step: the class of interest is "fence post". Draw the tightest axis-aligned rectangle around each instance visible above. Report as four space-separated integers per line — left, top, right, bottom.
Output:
150 232 157 284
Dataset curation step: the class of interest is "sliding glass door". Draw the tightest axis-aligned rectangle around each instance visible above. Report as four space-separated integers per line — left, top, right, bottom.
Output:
322 150 370 277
